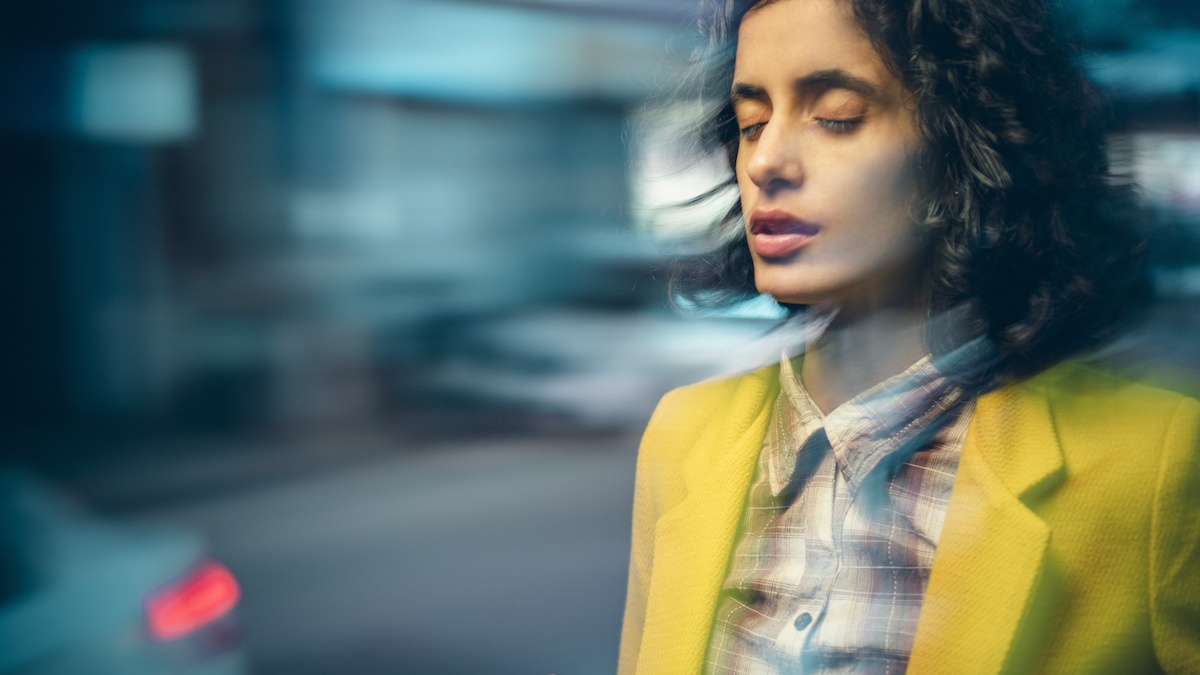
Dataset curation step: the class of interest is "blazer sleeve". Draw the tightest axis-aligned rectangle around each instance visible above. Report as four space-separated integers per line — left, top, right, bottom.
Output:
618 384 711 675
618 432 656 674
1151 395 1200 673
619 388 680 675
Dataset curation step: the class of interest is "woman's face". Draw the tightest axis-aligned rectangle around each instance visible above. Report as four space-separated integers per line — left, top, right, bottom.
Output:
733 0 929 313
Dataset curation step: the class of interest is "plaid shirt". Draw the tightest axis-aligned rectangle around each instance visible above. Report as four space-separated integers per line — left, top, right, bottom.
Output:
705 343 991 675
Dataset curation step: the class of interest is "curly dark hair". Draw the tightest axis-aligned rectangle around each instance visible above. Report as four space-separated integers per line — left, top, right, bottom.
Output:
671 0 1151 382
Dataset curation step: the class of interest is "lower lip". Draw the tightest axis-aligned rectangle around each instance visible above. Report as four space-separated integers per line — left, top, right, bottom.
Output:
751 231 817 258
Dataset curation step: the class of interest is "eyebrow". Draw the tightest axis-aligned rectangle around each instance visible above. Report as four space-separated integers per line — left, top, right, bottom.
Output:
730 69 883 107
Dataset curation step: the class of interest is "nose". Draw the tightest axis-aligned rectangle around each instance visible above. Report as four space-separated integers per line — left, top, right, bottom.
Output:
743 121 804 194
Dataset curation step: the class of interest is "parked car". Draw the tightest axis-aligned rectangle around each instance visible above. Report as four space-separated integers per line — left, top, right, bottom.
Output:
0 468 246 675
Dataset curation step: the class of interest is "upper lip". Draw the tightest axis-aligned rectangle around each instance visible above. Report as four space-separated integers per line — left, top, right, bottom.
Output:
748 209 821 235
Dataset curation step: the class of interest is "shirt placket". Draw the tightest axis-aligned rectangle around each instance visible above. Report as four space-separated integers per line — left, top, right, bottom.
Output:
770 437 843 665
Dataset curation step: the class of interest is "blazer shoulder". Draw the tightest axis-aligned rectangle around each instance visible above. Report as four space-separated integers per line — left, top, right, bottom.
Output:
1021 360 1200 442
1025 360 1193 406
659 362 781 413
640 363 781 464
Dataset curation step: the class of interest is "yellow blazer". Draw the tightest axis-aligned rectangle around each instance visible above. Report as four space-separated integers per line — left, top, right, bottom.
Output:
619 361 1200 674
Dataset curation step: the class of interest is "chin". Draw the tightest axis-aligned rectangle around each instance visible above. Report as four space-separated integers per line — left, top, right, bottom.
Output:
759 289 832 307
754 275 840 307
754 263 926 312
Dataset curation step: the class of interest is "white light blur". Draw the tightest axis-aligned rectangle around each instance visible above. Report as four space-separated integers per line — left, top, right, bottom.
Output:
1121 132 1200 216
628 102 738 240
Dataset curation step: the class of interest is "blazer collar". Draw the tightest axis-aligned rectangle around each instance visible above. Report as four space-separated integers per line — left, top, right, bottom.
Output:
636 366 1067 675
909 375 1067 675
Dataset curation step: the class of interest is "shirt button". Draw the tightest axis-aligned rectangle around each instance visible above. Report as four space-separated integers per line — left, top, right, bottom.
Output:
794 612 813 630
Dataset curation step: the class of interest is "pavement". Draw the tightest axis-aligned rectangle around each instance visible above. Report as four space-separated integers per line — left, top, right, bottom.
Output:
129 433 640 675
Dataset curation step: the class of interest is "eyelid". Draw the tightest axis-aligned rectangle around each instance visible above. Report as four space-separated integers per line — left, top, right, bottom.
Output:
732 100 767 121
816 117 863 133
739 121 766 140
733 102 769 139
813 96 868 133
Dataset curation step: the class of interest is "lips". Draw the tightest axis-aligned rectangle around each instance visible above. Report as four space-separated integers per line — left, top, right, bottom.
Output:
749 210 821 258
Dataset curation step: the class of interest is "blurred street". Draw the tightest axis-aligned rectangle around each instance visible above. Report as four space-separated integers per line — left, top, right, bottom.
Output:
3 0 1199 673
134 432 637 675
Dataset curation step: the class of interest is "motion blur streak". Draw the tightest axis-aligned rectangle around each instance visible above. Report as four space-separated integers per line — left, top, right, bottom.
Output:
1 0 1197 673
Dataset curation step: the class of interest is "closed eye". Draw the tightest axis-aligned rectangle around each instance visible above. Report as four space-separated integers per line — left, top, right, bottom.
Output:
818 118 863 133
740 122 766 140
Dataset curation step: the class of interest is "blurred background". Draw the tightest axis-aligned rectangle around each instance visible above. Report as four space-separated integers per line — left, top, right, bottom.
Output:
1 0 1198 673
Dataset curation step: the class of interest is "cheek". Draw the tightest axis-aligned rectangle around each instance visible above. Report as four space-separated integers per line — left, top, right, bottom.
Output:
737 170 756 224
849 148 922 220
735 157 753 195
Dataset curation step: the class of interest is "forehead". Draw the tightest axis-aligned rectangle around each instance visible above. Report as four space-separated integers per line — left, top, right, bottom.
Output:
734 0 897 93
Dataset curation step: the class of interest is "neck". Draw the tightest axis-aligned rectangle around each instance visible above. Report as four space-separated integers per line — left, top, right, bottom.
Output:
800 303 930 414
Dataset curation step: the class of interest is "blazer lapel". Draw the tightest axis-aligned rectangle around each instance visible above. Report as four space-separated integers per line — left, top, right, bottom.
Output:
637 367 779 673
908 378 1066 675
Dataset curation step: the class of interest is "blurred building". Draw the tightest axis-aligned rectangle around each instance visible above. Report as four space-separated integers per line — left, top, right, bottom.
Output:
1 0 1199 445
1 2 1197 674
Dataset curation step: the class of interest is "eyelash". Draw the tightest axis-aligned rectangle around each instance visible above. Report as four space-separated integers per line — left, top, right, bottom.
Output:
818 118 863 133
739 123 765 140
738 117 864 141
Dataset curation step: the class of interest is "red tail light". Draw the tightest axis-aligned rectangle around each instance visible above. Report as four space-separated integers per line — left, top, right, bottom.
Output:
145 560 241 642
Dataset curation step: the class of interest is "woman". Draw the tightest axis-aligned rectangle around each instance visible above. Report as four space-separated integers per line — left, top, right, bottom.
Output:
619 0 1200 673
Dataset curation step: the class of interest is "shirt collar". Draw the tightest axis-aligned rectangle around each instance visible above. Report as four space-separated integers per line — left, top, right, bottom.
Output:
766 337 995 496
